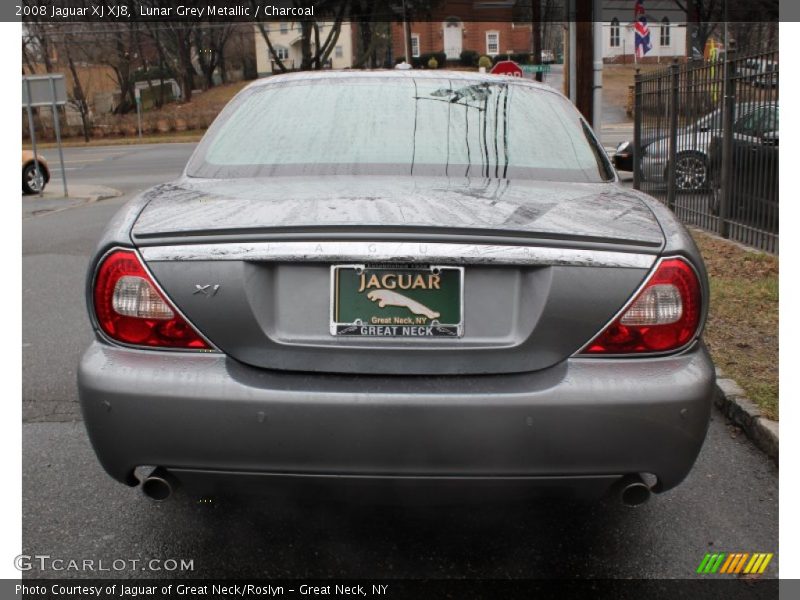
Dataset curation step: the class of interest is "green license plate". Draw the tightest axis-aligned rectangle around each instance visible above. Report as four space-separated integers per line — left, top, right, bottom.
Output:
330 265 464 337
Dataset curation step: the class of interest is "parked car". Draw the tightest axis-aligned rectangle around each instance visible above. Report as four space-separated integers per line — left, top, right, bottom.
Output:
541 49 555 64
709 103 778 224
738 59 778 88
78 71 714 507
22 150 49 194
613 102 776 191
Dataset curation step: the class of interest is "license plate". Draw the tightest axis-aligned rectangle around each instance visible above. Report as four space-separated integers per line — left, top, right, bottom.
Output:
330 265 464 337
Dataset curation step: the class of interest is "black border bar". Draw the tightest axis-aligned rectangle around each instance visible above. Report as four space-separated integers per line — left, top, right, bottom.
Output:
8 0 782 23
3 578 783 600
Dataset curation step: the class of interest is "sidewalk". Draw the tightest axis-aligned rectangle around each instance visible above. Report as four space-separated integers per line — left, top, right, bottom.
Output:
22 183 122 218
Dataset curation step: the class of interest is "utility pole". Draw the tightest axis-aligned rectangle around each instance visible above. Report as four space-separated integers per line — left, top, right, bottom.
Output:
592 0 603 131
574 0 594 125
565 0 576 101
531 0 543 82
402 0 410 62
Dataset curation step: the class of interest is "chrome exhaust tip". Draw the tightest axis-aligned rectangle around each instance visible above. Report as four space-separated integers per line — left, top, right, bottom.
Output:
617 474 652 507
141 467 177 502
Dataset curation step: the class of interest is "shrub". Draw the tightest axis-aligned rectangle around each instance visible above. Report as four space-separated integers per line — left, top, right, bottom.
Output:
478 55 493 70
460 50 479 67
492 53 534 65
414 52 446 69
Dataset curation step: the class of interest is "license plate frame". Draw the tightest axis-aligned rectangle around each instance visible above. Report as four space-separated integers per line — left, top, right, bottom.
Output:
330 264 464 338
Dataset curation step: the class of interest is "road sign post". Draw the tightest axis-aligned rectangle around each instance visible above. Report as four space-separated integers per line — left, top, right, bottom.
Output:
23 78 43 197
49 77 68 197
135 88 143 139
22 74 68 197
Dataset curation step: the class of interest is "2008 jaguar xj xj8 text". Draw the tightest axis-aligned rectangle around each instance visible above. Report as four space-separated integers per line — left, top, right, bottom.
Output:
78 71 714 506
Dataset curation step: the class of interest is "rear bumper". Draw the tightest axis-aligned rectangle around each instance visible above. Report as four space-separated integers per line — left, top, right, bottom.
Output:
78 341 715 494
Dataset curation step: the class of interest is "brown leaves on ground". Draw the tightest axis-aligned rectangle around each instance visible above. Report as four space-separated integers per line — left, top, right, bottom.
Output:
692 230 778 419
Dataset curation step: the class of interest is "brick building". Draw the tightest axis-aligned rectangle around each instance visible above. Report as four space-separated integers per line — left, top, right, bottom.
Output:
391 1 534 62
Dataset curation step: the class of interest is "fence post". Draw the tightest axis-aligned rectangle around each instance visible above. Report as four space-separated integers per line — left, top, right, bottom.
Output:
718 53 736 239
633 69 642 190
666 60 680 211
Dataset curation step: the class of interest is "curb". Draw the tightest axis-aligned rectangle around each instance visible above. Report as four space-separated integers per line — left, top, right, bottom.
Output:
85 187 123 203
714 371 778 462
23 186 122 218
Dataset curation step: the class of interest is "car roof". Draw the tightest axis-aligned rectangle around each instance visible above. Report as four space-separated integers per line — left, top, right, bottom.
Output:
243 69 565 98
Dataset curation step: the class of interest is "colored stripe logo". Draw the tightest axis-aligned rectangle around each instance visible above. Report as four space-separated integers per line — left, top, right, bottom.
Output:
697 553 774 575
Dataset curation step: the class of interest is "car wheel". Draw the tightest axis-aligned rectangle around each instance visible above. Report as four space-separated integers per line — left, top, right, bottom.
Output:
672 153 708 192
22 162 46 195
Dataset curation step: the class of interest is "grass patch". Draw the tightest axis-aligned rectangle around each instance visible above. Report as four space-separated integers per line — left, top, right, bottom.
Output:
692 230 778 419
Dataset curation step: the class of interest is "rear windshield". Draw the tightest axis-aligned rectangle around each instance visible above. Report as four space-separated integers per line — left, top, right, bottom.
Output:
187 76 613 182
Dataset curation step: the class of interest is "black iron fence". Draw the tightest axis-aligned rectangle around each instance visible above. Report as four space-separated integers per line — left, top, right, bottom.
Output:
633 50 778 253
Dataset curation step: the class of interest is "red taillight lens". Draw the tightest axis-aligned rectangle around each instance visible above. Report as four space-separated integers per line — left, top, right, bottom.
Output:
92 249 210 349
581 257 702 355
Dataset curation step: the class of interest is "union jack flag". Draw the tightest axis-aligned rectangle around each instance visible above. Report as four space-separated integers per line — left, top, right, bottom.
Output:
634 0 652 58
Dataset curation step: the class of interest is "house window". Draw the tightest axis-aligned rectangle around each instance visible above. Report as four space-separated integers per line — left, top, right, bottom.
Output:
279 22 288 34
335 45 343 58
610 18 620 48
273 46 289 60
660 17 671 46
486 31 499 56
411 34 420 58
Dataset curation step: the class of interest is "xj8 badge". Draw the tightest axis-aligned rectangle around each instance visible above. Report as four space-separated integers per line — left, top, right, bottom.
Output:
330 265 464 337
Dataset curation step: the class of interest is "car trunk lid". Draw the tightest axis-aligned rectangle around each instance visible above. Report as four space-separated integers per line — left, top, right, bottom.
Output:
134 176 664 375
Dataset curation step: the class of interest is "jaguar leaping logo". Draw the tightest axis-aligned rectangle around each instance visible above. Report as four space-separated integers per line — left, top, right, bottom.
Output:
366 290 440 320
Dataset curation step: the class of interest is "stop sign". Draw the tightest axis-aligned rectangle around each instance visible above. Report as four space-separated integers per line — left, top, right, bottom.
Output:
490 60 523 77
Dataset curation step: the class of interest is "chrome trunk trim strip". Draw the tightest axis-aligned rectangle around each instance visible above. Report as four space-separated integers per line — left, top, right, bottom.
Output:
140 242 656 269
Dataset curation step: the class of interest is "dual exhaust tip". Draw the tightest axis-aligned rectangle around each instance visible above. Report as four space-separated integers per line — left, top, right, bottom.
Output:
140 468 652 506
141 467 178 502
615 474 653 507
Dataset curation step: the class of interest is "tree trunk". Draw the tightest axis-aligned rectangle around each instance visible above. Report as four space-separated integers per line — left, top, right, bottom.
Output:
405 20 413 63
218 47 227 83
66 52 91 142
176 29 194 102
685 0 697 59
300 22 313 70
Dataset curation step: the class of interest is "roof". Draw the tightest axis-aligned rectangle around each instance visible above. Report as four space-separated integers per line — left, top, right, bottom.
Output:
244 69 565 99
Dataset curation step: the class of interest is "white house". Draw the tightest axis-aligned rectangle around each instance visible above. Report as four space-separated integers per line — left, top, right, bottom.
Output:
254 21 355 76
601 0 688 63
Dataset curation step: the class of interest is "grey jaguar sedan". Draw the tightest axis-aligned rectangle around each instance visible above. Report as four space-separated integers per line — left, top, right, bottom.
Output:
78 71 714 506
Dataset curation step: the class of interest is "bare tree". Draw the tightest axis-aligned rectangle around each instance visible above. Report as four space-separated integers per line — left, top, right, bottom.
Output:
81 22 142 113
672 0 721 58
252 0 348 72
140 0 199 101
22 20 55 74
195 23 234 88
55 24 93 142
352 0 390 68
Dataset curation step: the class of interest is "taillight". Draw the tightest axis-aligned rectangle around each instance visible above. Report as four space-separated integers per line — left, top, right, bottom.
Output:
92 249 210 349
580 257 702 355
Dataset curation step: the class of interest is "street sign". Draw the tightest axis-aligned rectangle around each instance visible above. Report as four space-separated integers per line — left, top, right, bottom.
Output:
22 74 67 107
522 64 552 75
490 60 523 77
22 74 68 197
